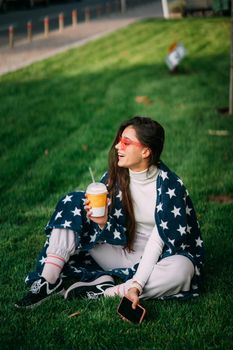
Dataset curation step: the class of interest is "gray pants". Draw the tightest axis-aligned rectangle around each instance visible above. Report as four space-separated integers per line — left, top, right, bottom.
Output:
47 229 194 299
90 243 194 299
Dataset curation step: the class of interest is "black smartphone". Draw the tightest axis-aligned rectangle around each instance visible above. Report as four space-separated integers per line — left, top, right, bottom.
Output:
117 296 146 324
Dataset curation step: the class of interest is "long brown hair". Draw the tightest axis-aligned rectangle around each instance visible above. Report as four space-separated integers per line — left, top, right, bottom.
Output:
108 116 165 251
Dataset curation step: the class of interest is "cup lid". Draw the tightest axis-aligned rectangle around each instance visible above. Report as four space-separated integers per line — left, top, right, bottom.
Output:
86 182 107 194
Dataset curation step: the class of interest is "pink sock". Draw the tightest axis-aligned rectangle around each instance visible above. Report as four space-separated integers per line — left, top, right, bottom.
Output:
41 254 65 284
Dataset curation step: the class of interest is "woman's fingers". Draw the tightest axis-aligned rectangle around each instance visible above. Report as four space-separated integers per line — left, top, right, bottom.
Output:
84 194 108 226
126 291 139 309
84 204 91 211
132 299 138 310
84 197 90 206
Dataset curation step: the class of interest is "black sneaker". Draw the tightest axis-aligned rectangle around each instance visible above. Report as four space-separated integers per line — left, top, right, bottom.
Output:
64 275 115 300
15 277 64 309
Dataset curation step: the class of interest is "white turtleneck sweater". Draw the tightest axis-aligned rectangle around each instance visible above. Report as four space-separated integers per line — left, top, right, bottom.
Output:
129 166 164 289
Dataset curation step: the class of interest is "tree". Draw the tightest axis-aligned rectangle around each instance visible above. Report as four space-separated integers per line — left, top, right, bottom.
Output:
230 1 233 114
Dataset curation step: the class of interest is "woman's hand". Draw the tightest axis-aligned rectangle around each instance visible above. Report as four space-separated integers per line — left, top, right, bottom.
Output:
84 195 109 228
126 287 140 309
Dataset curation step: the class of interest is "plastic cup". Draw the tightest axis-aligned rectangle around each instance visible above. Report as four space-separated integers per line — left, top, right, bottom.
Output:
86 182 107 217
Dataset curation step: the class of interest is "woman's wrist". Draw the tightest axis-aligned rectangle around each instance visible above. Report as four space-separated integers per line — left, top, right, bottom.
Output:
128 281 143 296
97 216 108 230
98 223 106 230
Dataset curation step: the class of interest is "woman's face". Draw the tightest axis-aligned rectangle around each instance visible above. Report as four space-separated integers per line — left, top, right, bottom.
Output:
115 126 151 172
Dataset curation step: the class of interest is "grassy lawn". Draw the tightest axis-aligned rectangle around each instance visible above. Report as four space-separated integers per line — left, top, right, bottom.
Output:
0 17 232 350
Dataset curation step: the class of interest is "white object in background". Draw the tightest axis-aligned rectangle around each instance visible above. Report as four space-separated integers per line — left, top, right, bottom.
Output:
165 43 187 71
161 0 169 19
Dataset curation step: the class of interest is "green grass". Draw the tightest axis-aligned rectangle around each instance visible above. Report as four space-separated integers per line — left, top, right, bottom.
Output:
0 17 233 349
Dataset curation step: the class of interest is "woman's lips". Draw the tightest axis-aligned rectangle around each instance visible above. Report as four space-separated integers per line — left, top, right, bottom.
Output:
118 153 124 159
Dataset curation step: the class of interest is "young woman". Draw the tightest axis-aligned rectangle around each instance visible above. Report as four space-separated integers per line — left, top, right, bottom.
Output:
15 116 204 309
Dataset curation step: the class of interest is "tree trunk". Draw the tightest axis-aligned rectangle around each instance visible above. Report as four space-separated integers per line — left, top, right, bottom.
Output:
229 1 233 114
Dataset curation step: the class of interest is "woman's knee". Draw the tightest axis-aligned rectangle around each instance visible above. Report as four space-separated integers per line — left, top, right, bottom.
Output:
142 255 195 298
170 255 194 286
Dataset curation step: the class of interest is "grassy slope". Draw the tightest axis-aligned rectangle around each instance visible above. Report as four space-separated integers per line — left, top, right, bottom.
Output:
0 18 232 349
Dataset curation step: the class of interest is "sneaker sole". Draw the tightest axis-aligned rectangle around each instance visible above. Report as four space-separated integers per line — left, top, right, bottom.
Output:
14 288 65 309
64 275 114 300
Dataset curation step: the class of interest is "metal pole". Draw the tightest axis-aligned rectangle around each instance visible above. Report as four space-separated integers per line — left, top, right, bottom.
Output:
161 0 169 19
8 25 14 48
72 9 78 27
27 21 32 42
44 16 49 37
85 7 91 22
59 13 64 32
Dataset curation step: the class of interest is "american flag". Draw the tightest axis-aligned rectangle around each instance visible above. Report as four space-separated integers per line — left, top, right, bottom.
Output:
26 161 204 300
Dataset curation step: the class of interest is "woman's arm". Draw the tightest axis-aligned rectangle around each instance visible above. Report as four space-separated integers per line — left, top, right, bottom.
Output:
127 225 164 306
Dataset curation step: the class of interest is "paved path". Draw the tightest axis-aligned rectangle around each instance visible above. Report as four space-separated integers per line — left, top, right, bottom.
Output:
0 2 163 76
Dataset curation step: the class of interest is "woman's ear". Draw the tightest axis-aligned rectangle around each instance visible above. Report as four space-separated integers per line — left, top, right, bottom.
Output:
142 147 151 159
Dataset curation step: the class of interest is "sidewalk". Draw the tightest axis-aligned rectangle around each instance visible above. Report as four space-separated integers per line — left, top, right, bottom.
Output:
0 2 163 76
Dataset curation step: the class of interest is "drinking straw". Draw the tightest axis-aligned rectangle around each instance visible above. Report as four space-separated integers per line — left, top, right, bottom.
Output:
89 167 95 183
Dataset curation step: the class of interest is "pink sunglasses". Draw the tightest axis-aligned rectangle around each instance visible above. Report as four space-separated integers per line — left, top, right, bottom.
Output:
118 136 142 150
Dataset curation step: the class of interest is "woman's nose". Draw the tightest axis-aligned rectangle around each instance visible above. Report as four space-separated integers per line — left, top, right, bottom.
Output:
115 142 120 150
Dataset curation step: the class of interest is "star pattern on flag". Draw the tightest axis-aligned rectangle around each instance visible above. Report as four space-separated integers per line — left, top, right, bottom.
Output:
71 207 81 216
155 161 204 298
171 205 181 218
177 224 186 235
106 222 112 231
168 238 175 245
186 205 192 215
39 256 46 265
156 203 163 212
166 188 176 199
160 170 168 181
55 211 63 220
160 220 168 230
44 239 49 247
71 267 82 274
177 178 184 186
113 209 123 219
113 229 121 239
90 233 97 243
62 220 72 228
37 162 204 301
62 194 73 204
116 190 122 201
195 237 203 247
